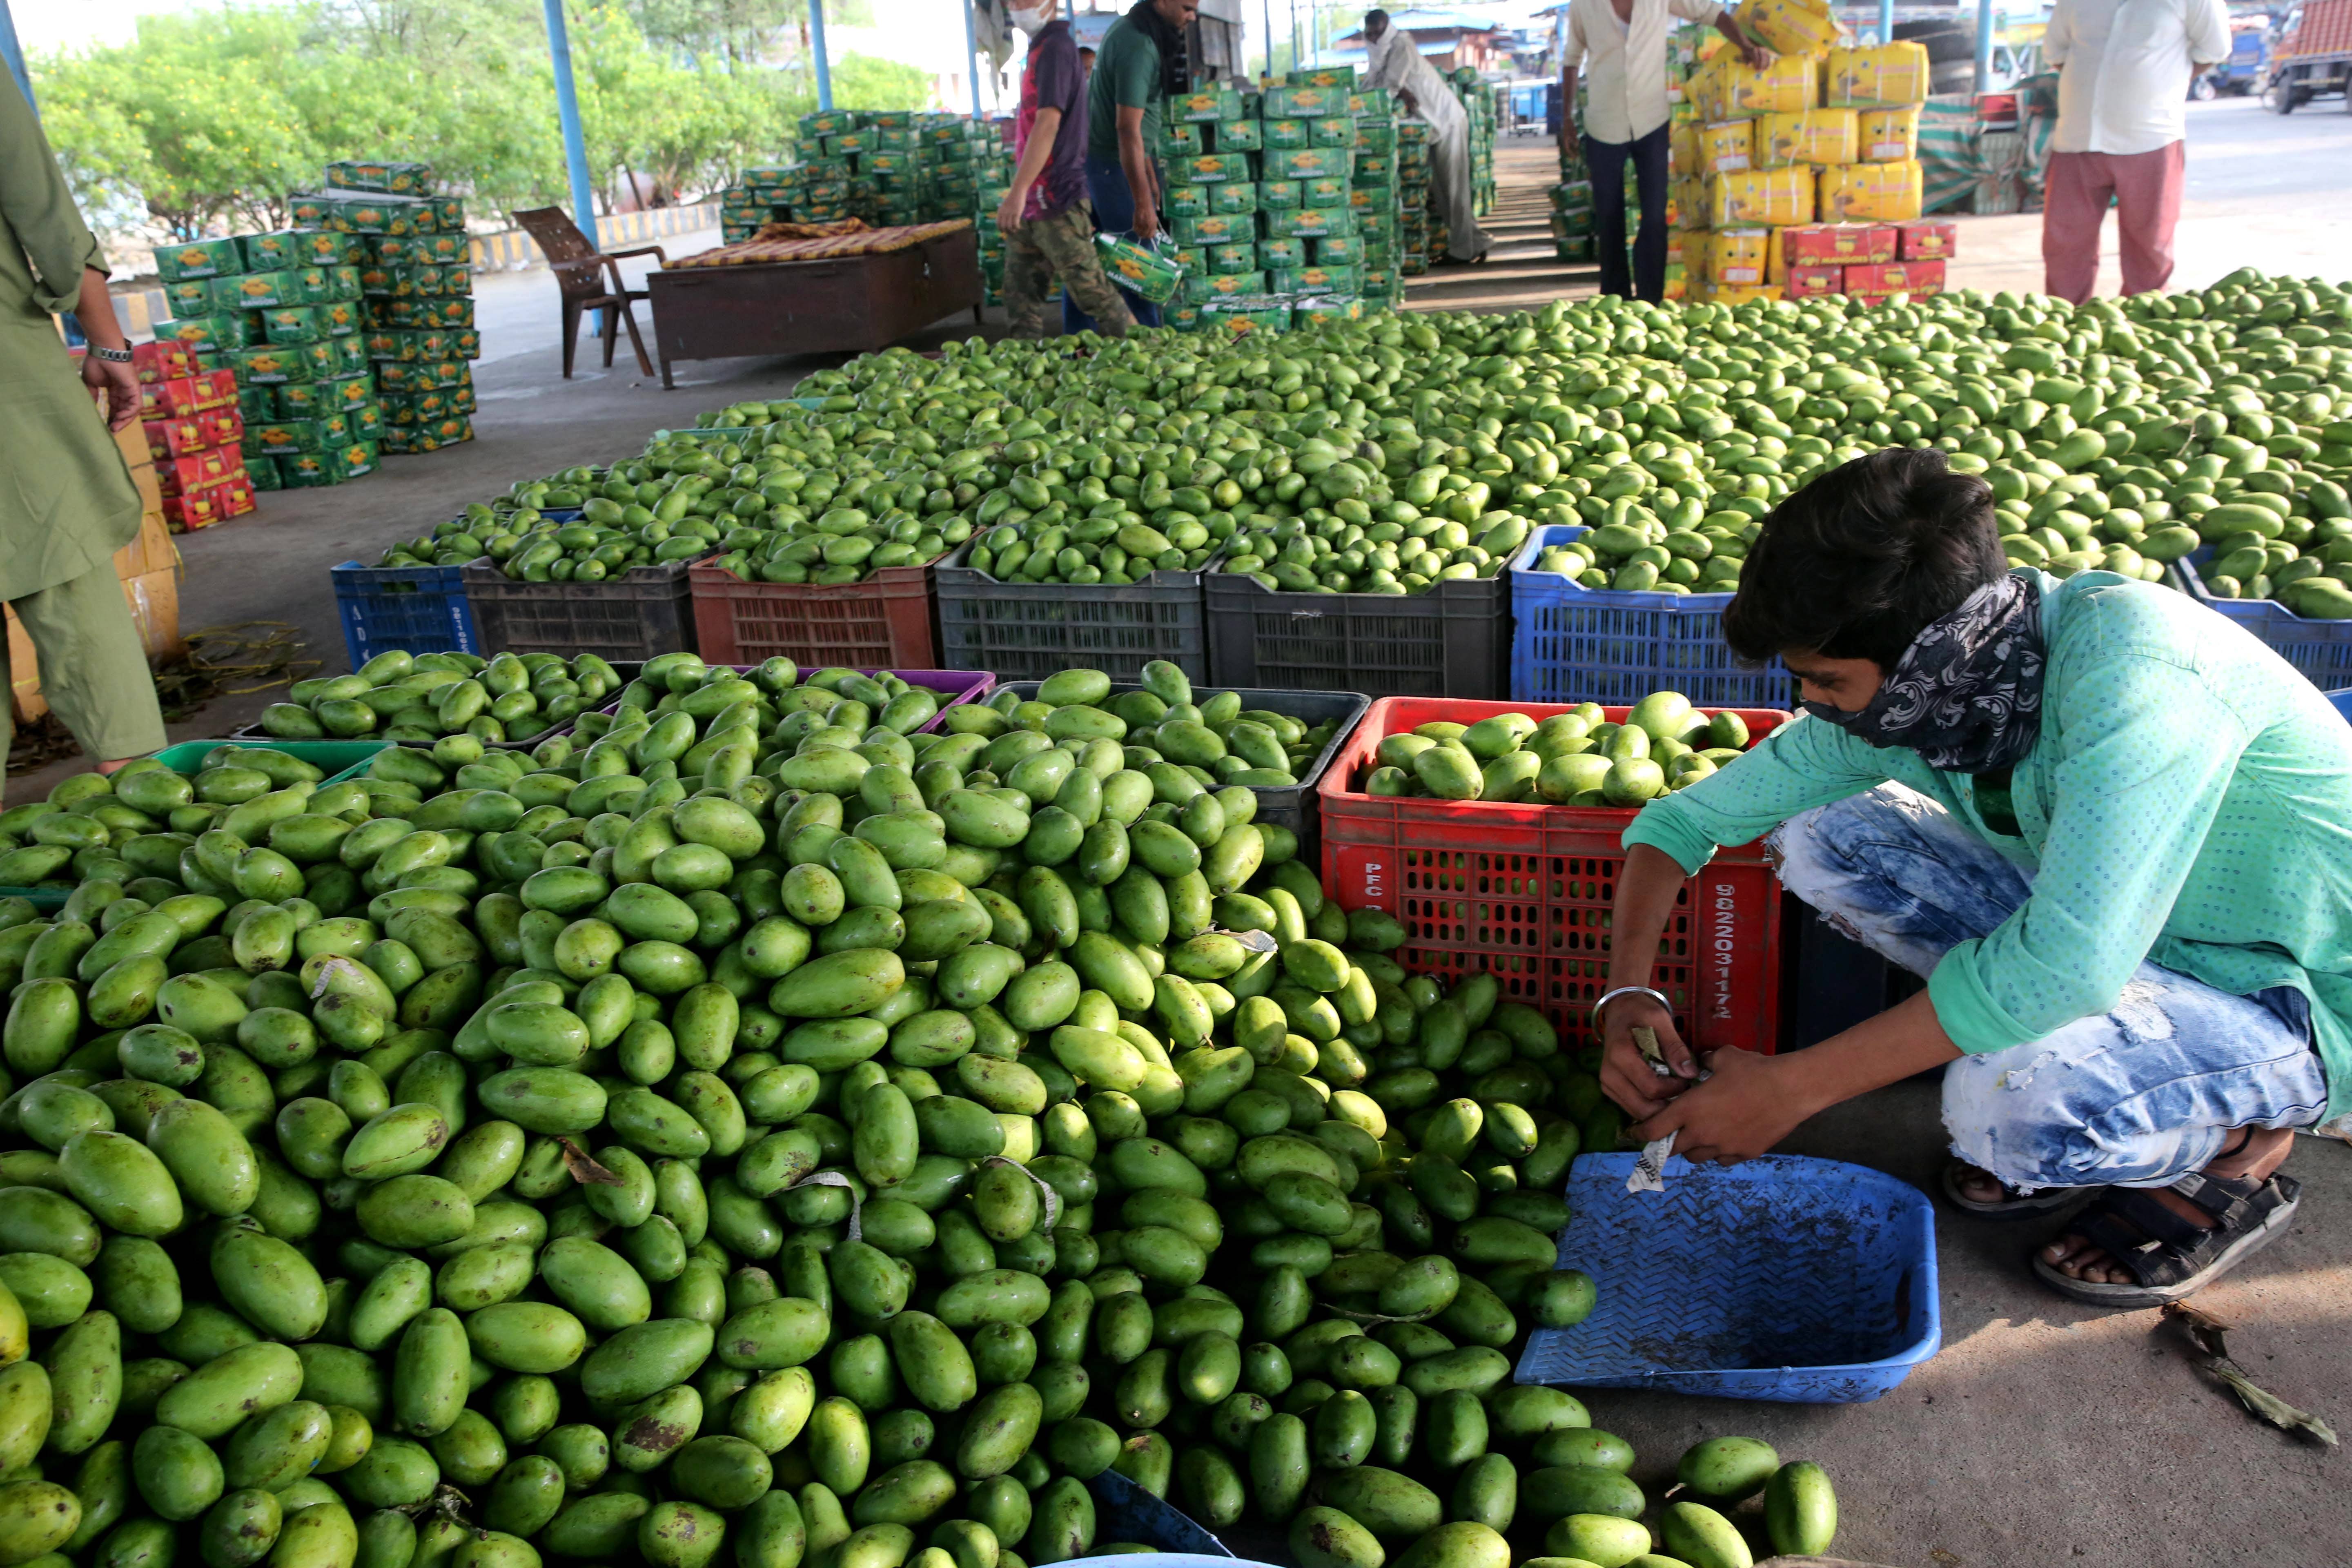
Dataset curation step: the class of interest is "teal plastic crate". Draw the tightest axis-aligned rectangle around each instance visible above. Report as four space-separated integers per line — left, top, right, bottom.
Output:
0 740 390 906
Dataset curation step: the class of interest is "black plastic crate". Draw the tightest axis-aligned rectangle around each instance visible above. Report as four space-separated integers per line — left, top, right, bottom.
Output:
1005 681 1370 870
1204 566 1510 697
935 541 1209 684
461 557 700 663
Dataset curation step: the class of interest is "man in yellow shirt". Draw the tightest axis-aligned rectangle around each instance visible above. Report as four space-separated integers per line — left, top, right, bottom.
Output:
1559 0 1770 299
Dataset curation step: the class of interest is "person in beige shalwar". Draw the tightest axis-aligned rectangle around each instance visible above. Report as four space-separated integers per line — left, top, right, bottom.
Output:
0 71 168 791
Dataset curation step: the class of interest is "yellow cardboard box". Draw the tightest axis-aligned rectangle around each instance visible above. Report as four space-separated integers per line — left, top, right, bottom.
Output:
1740 0 1843 57
1700 120 1756 174
1824 41 1931 107
1818 159 1924 221
1675 175 1713 231
1858 105 1922 163
1707 167 1817 227
1755 107 1858 168
1700 279 1786 305
1709 229 1771 285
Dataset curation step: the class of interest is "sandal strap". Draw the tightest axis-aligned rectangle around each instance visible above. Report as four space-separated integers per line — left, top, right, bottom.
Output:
2065 1174 2297 1291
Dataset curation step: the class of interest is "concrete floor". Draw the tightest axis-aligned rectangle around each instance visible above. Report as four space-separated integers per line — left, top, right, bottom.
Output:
17 102 2352 1568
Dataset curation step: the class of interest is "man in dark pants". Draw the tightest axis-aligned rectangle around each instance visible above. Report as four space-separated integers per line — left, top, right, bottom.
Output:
1558 0 1769 300
1065 0 1199 332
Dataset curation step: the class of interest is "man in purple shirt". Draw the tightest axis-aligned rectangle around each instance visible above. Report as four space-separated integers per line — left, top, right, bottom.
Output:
1000 0 1135 336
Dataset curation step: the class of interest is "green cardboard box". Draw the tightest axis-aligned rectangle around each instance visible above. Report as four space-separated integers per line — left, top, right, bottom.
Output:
154 239 245 283
1165 185 1211 218
1258 180 1304 210
1171 212 1252 246
234 347 310 385
1263 205 1356 238
163 280 215 318
1212 120 1262 152
1312 234 1364 265
1309 117 1352 148
1157 123 1205 158
1180 270 1266 303
1258 236 1305 269
248 420 321 456
261 306 322 345
1354 121 1399 153
1171 87 1246 122
272 384 323 420
1269 147 1353 182
213 271 293 310
1167 153 1252 185
1207 243 1258 275
331 441 379 481
1262 85 1347 118
350 401 384 439
1300 177 1352 209
275 451 342 487
1263 118 1309 150
1209 183 1260 216
240 232 303 272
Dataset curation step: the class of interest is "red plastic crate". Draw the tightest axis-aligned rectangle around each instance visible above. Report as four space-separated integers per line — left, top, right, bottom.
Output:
688 558 939 670
1318 696 1794 1055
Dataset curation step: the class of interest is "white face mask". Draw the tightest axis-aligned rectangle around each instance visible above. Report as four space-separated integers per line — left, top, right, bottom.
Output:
1011 4 1051 34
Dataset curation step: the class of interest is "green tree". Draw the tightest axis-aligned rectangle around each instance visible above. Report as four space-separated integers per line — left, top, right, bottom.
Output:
830 52 934 111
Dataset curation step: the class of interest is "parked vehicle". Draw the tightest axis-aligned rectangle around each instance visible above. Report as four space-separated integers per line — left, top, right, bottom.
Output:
2194 23 2268 96
2265 0 2352 111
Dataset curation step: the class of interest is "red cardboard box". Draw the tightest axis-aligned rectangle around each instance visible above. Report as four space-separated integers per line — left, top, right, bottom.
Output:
142 416 206 462
1893 218 1957 261
156 450 243 497
132 341 200 384
1782 223 1899 266
1786 263 1846 298
162 485 228 531
140 369 240 420
1846 259 1946 295
198 408 245 450
217 475 259 519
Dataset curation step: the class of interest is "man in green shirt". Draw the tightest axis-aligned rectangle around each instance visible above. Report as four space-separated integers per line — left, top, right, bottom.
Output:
1598 447 2345 1308
0 72 168 792
1067 0 1198 331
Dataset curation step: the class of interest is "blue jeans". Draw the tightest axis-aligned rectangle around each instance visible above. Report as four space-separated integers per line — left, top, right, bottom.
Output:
1771 784 2329 1192
1065 152 1161 333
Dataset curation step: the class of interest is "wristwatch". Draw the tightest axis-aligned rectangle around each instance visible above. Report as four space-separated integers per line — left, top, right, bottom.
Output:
87 345 133 364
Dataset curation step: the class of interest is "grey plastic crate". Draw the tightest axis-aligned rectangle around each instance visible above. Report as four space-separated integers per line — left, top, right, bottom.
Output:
461 555 705 663
1203 565 1508 697
935 541 1210 684
1003 682 1370 870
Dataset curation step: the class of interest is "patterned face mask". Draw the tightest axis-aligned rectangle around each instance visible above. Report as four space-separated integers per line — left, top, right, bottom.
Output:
1802 572 2047 773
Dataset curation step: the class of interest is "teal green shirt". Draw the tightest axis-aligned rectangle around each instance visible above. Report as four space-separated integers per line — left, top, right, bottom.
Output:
1624 568 2352 1135
1087 14 1163 164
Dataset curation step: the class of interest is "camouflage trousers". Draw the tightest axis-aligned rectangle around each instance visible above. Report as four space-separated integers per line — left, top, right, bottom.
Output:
1004 202 1135 339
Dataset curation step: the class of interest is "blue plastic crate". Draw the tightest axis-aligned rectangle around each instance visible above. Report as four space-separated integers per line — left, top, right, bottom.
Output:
331 560 479 669
2173 548 2352 690
1507 526 1793 707
2330 688 2352 724
1515 1152 1940 1404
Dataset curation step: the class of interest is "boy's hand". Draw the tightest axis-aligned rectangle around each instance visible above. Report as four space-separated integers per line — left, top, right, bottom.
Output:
996 190 1027 233
1599 993 1697 1120
1630 1046 1811 1165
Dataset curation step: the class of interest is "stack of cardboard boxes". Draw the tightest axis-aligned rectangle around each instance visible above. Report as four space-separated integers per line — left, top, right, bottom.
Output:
8 418 182 722
131 341 255 532
147 158 481 499
1398 121 1435 275
718 114 1011 227
1549 7 1940 302
1151 70 1399 334
1679 4 1937 303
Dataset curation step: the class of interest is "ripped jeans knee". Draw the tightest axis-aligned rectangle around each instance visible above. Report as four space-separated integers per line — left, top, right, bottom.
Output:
1767 784 2034 980
1940 964 2329 1192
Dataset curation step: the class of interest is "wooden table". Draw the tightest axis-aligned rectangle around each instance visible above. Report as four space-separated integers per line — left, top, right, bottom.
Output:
645 228 983 388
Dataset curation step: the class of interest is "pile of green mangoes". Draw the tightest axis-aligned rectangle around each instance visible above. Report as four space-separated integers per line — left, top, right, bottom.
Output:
256 652 621 745
1532 513 1751 595
1008 664 1343 791
0 748 348 893
1360 692 1772 809
1218 506 1526 598
0 650 1858 1568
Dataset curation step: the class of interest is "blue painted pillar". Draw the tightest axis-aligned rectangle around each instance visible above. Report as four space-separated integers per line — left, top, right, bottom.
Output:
963 0 985 116
541 0 600 251
1975 0 1997 91
1878 0 1894 47
811 0 835 110
0 0 31 111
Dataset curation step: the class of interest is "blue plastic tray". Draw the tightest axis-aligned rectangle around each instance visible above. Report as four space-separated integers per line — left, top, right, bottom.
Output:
331 560 480 669
2329 688 2352 723
2174 547 2352 690
1515 1152 1940 1404
1507 526 1794 707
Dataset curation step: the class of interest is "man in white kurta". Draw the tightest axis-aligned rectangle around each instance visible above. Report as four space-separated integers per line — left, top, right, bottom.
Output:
1362 12 1491 263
